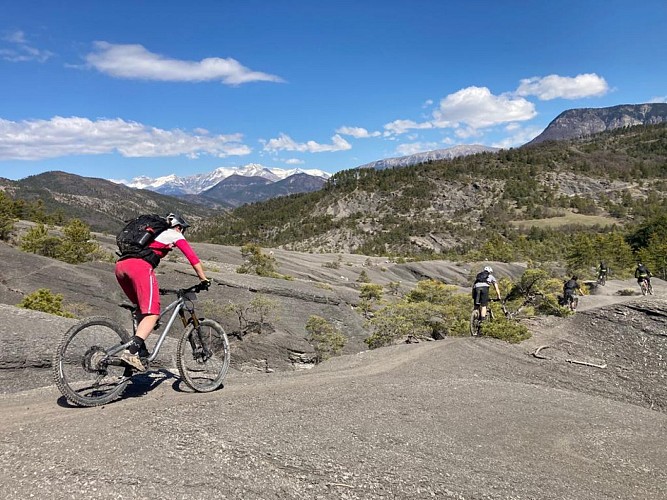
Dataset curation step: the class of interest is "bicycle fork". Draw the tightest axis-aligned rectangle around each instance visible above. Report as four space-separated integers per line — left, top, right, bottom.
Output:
182 310 212 363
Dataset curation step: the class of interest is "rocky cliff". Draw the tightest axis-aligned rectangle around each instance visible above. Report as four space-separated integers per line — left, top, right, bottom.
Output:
528 103 667 145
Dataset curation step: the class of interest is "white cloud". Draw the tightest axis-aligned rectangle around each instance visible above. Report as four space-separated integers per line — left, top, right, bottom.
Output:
491 125 544 149
335 126 381 138
382 86 536 138
454 126 483 139
395 142 439 156
85 42 284 85
285 158 304 165
383 119 434 136
0 30 53 63
649 96 667 103
433 86 536 128
516 73 609 100
262 133 351 153
0 116 251 160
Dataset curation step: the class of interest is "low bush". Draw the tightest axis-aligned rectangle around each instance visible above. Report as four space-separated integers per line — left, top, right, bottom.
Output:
18 288 74 318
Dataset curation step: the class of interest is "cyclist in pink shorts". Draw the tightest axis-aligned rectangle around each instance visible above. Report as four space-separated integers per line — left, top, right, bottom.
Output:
115 213 210 371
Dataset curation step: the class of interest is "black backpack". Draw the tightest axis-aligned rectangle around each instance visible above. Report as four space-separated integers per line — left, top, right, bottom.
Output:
474 270 490 285
116 214 170 262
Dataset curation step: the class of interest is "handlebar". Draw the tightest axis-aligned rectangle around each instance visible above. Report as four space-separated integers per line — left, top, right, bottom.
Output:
159 282 208 297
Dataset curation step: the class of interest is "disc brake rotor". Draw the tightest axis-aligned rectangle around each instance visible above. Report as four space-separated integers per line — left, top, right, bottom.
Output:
82 346 107 373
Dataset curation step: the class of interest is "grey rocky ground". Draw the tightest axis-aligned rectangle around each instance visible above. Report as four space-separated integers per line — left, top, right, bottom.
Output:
0 237 665 499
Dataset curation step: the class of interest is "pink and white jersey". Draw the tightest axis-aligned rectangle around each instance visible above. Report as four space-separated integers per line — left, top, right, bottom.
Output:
147 228 200 266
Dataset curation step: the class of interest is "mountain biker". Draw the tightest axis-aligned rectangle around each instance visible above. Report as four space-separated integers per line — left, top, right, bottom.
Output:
563 275 584 310
634 262 652 289
115 213 210 371
597 261 609 282
472 266 502 321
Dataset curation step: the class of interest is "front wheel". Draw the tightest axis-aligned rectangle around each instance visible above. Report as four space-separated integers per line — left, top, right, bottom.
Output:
177 319 230 392
53 317 131 407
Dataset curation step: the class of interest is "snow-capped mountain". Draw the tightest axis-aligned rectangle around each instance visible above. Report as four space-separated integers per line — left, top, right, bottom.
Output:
112 163 331 195
357 145 500 170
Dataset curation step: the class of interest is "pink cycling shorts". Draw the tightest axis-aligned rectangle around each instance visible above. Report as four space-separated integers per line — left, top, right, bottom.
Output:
115 258 161 315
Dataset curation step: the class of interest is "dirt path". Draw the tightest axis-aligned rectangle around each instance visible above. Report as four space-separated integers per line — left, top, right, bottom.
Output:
2 336 666 499
1 279 665 499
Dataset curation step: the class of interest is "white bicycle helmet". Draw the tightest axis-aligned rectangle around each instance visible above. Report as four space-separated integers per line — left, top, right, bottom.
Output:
166 212 191 230
483 266 493 273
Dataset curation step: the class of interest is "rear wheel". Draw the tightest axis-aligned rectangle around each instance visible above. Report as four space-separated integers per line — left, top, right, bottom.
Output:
177 319 230 392
568 296 579 311
641 281 648 296
470 309 481 337
53 317 131 407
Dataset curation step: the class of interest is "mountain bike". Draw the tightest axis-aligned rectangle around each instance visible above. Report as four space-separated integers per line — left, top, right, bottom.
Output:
470 298 508 336
597 272 607 286
640 278 654 296
53 283 230 407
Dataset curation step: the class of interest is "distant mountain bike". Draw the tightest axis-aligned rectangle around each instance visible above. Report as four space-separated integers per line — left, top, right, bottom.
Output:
53 283 230 407
597 272 607 286
470 298 509 336
640 278 654 296
557 293 579 312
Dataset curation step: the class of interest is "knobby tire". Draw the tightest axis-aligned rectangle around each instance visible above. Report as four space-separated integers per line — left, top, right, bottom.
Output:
53 316 131 407
470 309 481 337
176 318 230 392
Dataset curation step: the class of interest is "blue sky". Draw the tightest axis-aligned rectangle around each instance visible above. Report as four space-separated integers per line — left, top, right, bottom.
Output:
1 0 665 181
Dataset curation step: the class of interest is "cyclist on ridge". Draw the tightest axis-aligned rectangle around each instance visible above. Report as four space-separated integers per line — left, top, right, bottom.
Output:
597 261 609 284
634 262 652 290
472 266 502 322
563 275 584 311
115 213 210 371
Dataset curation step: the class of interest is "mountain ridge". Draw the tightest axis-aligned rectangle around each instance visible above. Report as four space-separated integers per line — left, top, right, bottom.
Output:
357 144 500 170
528 102 667 145
113 163 331 195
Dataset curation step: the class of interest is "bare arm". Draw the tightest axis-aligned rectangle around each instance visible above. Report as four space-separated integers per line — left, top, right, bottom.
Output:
192 262 208 282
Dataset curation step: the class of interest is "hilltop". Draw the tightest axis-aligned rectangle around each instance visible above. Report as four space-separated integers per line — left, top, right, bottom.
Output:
197 123 667 255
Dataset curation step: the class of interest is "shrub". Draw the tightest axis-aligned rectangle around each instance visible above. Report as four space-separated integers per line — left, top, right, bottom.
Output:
405 279 456 304
305 315 347 362
216 294 280 336
57 219 100 264
356 269 371 283
481 314 531 343
20 223 62 258
237 243 291 279
18 288 74 318
0 191 16 241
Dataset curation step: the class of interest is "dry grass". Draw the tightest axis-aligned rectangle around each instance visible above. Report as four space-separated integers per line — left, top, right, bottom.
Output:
511 212 621 229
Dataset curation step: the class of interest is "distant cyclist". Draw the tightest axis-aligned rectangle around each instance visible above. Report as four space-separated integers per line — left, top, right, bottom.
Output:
597 261 609 285
634 262 652 290
563 275 584 311
472 266 502 321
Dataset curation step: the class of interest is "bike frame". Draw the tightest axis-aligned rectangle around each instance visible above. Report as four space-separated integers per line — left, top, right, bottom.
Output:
108 288 199 363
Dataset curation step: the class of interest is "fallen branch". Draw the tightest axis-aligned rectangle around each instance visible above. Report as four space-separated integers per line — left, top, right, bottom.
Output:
533 345 551 359
566 358 607 369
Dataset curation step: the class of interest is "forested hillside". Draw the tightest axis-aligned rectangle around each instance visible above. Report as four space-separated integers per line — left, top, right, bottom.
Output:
194 124 667 276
